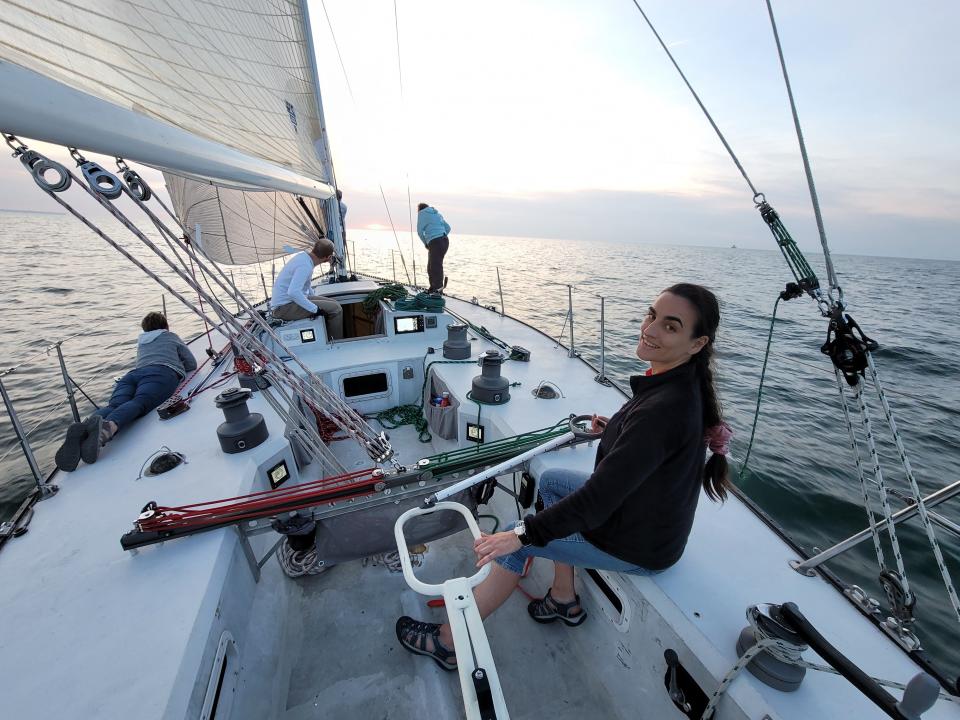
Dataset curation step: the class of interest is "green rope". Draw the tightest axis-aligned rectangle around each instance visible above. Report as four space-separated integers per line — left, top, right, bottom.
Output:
365 355 477 444
738 295 782 481
363 283 408 314
445 308 513 352
423 419 570 471
478 514 500 532
368 404 432 443
421 358 477 405
395 292 445 312
465 385 522 427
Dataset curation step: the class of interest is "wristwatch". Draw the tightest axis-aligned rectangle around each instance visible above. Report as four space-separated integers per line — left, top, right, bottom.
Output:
513 520 532 547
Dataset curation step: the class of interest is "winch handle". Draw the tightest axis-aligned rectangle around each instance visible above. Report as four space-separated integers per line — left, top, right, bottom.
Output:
394 502 491 595
568 414 603 440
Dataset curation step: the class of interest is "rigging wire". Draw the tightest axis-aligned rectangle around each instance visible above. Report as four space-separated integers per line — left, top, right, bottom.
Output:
628 0 760 198
317 0 413 285
763 0 840 297
393 0 419 287
15 147 389 469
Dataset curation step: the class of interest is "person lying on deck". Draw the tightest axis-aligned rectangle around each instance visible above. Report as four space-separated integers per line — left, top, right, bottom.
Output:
270 238 344 340
54 311 198 472
396 283 734 670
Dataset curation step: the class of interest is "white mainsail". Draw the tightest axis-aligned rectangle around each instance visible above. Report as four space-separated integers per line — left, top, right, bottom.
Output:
0 0 339 263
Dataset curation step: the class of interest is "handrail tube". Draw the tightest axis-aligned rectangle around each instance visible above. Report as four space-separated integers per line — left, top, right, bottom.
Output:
794 480 960 573
779 603 908 719
427 431 576 506
53 342 81 424
0 376 45 490
496 267 505 317
596 296 609 385
928 510 960 539
567 285 575 358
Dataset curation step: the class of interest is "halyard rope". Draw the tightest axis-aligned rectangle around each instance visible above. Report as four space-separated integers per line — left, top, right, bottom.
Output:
865 355 960 625
834 371 887 572
852 380 915 608
738 296 781 477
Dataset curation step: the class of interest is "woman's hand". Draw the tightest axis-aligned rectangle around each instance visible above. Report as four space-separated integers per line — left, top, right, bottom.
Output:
591 414 609 433
474 531 522 568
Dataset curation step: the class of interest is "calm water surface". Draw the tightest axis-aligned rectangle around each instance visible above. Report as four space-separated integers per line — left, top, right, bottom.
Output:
1 213 958 674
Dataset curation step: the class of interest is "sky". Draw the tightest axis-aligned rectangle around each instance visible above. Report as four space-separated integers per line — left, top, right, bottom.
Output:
2 0 958 260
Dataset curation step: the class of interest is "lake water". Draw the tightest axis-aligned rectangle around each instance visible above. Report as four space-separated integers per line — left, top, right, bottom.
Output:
1 212 958 675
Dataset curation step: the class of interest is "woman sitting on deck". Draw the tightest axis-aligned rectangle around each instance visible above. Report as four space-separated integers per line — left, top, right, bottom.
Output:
397 283 733 670
54 311 197 472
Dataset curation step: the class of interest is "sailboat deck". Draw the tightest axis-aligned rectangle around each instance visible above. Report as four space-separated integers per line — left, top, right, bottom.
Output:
278 527 623 720
0 290 956 718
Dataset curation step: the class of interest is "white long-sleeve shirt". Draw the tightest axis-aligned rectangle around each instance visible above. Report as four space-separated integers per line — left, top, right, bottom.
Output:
270 251 317 313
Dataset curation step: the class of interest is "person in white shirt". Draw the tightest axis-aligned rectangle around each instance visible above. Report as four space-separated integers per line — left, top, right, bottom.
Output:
270 239 343 339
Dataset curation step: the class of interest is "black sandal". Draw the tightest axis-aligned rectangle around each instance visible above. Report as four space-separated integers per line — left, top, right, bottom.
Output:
527 589 587 626
80 415 103 465
54 422 86 472
396 616 458 671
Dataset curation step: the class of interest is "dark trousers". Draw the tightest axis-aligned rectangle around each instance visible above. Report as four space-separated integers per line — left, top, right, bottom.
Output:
426 235 449 292
92 365 181 430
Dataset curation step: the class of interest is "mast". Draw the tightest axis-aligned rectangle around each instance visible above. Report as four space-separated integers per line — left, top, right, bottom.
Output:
299 0 347 279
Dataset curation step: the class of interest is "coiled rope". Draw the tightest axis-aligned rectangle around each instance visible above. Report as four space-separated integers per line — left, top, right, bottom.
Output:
277 539 327 578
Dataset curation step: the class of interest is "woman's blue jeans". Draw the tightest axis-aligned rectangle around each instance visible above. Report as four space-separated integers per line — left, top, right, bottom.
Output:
92 365 180 431
494 467 659 576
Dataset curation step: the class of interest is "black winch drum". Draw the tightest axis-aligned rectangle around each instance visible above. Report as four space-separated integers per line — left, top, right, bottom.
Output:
443 324 471 359
215 387 269 454
470 351 510 404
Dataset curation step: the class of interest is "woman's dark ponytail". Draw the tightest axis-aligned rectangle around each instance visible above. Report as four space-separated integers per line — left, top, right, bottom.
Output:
665 284 729 502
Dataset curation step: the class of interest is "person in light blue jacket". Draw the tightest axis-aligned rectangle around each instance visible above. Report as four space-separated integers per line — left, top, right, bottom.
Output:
53 312 197 471
416 203 451 293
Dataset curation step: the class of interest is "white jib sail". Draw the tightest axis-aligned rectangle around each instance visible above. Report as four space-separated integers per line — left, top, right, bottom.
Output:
165 173 326 265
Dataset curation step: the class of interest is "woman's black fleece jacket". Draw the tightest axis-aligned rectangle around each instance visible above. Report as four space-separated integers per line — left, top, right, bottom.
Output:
524 361 705 571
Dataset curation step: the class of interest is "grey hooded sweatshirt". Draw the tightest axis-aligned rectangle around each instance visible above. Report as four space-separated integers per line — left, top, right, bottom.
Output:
136 330 198 378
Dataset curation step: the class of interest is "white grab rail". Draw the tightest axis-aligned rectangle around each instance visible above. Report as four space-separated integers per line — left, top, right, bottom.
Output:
394 502 509 720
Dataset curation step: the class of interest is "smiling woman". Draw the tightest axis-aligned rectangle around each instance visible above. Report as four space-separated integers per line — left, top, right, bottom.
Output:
396 281 733 671
638 289 710 374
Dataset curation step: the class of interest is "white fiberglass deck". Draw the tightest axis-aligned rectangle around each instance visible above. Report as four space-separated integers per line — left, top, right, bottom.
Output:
0 287 955 719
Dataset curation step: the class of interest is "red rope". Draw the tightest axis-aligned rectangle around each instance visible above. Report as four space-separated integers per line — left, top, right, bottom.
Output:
310 405 349 443
137 467 379 532
234 356 254 375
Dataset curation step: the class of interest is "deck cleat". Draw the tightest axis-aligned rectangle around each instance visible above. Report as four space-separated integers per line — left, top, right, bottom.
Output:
137 501 160 523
